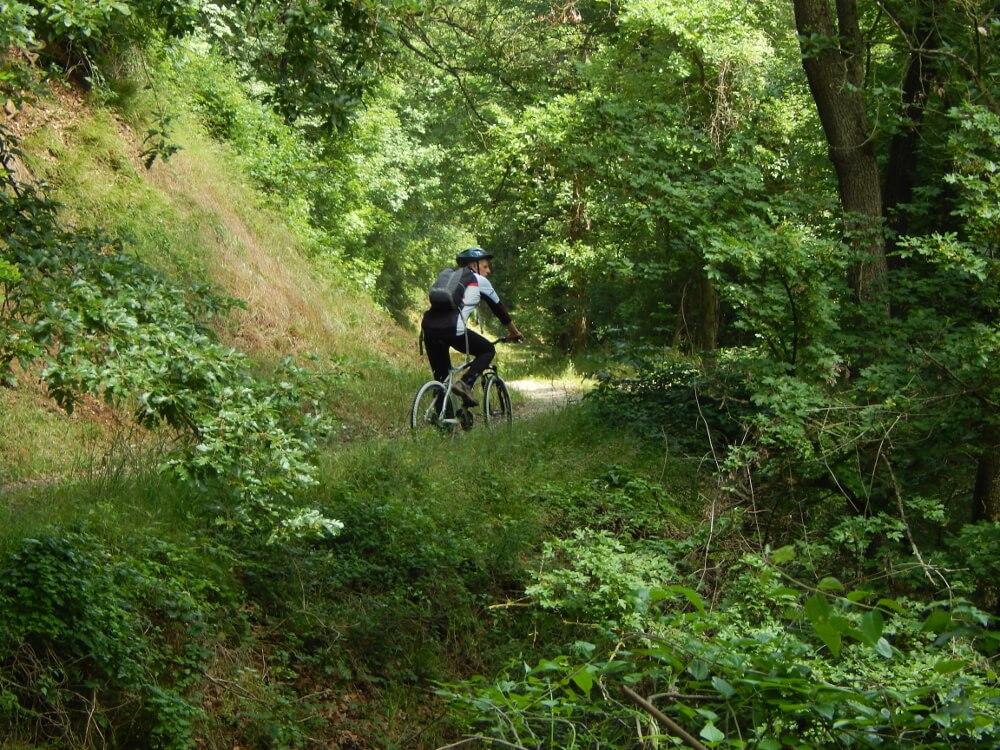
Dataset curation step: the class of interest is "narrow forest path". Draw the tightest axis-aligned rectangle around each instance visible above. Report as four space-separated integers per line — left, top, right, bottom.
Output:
507 378 586 418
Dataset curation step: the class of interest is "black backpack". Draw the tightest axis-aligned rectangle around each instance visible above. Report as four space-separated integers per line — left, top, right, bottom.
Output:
428 266 474 312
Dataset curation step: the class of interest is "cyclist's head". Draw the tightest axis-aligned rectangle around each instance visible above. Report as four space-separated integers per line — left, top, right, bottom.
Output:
456 246 493 267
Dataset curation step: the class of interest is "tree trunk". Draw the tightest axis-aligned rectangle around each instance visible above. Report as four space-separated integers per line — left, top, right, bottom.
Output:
792 0 888 303
696 273 719 354
973 429 1000 522
883 4 940 265
560 171 591 353
566 299 589 353
672 272 719 355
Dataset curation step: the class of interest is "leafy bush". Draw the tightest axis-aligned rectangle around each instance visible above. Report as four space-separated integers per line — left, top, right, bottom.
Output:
19 0 200 73
440 552 1000 749
945 522 1000 606
527 528 680 632
530 465 693 540
197 0 390 136
587 352 757 450
0 530 223 749
0 523 363 749
704 217 848 372
0 2 37 51
1 177 339 537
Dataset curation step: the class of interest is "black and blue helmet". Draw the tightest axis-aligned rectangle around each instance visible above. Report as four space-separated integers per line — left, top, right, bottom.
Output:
456 246 493 266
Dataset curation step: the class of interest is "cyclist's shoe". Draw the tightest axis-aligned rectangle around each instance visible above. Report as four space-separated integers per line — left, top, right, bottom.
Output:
452 378 478 406
458 407 474 431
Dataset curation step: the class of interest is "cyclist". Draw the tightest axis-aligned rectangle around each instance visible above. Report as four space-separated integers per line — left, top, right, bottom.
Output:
421 246 524 406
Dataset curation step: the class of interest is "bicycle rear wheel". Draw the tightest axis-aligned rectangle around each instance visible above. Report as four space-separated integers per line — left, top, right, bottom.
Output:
411 381 468 434
482 375 513 428
410 381 450 432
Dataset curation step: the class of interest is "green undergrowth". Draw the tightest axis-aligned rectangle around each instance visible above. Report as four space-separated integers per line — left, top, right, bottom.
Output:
0 404 683 749
7 397 997 750
3 81 427 482
0 387 106 486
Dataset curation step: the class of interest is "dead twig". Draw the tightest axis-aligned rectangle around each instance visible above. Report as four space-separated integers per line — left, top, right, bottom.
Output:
621 686 711 750
435 735 528 749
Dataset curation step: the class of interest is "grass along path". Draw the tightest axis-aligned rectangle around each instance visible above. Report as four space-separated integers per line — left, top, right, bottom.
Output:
507 378 587 419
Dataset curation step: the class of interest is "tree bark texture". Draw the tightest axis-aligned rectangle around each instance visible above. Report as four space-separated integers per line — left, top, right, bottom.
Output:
974 429 1000 522
558 171 591 353
882 2 941 264
672 273 719 355
792 0 888 303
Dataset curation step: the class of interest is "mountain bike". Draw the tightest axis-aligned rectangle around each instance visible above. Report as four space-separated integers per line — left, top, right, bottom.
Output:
410 336 517 434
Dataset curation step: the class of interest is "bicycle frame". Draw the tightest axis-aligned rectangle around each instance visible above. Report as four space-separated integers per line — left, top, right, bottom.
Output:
436 332 507 425
436 361 475 429
411 332 516 432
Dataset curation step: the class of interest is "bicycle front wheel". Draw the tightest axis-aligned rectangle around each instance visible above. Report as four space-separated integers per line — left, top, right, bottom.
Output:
410 381 451 432
482 375 513 428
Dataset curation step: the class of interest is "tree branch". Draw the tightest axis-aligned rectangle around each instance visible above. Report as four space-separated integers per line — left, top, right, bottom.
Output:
620 686 712 750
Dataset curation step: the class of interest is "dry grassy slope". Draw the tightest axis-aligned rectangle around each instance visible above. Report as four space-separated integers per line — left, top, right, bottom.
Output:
143 142 415 364
33 84 414 362
1 83 421 484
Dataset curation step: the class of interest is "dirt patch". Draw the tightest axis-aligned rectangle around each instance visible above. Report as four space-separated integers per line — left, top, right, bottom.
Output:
506 378 586 418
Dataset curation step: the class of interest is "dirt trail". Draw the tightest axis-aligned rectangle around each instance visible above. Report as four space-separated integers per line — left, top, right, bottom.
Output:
506 379 586 418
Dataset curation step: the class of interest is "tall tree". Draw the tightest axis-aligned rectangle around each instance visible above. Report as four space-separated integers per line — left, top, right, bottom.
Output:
792 0 1000 521
204 0 407 135
792 0 887 303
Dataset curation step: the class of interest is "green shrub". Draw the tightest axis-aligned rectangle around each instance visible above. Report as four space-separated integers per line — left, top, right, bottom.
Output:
441 553 1000 750
587 352 757 451
0 530 222 749
527 528 680 632
2 179 340 538
531 465 693 539
945 522 1000 606
22 0 200 72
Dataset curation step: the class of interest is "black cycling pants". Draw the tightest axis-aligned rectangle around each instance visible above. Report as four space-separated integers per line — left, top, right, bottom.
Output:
423 329 495 384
